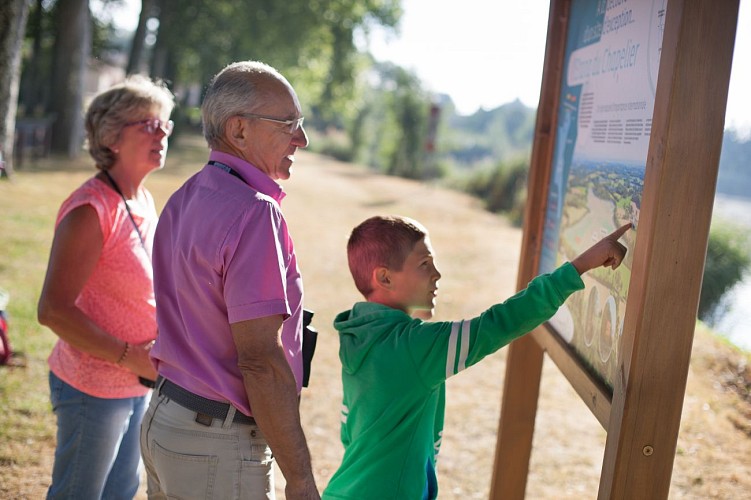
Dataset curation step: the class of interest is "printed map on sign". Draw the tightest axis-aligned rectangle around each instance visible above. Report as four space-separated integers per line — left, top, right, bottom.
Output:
538 0 667 387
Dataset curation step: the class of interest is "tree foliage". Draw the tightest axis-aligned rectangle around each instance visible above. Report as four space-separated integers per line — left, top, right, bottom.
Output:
339 61 431 179
14 0 401 162
131 0 401 119
699 222 751 324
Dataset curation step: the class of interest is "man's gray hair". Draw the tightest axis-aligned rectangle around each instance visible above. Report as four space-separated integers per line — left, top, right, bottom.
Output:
201 61 289 149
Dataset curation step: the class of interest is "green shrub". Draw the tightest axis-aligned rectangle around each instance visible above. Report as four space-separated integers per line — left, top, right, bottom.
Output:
699 221 751 323
317 141 354 163
463 157 529 226
306 127 354 162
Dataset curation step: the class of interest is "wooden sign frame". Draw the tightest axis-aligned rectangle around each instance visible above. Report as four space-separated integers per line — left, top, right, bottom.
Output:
489 0 740 498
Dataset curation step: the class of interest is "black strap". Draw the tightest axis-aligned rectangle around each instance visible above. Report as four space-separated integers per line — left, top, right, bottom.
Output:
102 170 149 257
208 160 245 183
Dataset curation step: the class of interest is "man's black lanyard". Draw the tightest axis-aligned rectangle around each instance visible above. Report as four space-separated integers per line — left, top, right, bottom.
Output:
210 160 317 386
208 160 245 183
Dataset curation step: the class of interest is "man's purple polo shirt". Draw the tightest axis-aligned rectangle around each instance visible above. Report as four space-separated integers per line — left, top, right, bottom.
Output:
151 150 304 416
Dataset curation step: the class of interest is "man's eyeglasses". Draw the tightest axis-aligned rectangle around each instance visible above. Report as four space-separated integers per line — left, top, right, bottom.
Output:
124 118 174 137
239 113 305 135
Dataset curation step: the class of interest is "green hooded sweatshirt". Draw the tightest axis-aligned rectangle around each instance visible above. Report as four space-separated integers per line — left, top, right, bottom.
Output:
323 262 584 499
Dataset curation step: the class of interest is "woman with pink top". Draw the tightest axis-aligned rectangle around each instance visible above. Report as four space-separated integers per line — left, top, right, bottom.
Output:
37 75 174 499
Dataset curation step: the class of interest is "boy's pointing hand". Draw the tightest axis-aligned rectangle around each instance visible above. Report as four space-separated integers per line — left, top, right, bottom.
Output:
571 223 632 275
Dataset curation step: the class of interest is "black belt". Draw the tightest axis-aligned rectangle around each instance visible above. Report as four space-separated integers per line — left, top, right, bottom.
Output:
159 378 256 426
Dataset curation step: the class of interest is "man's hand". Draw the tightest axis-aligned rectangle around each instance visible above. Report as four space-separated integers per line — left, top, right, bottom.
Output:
571 223 631 275
285 478 321 499
232 316 320 499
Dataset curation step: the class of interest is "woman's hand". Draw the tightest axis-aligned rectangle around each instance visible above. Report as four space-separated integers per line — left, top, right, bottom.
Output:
121 340 157 380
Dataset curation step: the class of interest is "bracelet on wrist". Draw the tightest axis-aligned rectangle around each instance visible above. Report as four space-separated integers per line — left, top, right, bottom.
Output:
116 342 130 365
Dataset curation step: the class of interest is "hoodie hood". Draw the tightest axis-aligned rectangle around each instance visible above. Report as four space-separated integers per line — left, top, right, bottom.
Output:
334 302 414 374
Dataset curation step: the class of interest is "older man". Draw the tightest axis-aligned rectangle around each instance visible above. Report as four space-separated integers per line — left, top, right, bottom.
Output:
140 61 318 499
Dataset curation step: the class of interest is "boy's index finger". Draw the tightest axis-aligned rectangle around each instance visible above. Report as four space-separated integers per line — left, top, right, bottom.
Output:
608 223 632 241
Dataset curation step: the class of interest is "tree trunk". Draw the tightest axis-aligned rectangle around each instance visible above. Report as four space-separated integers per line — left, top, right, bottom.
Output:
0 0 30 178
20 0 46 115
149 0 178 85
126 0 156 75
49 0 90 158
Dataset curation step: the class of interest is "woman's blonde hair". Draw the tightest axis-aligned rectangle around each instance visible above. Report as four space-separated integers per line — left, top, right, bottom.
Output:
85 75 175 170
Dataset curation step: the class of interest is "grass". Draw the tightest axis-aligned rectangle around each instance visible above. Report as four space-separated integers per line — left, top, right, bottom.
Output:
0 172 69 486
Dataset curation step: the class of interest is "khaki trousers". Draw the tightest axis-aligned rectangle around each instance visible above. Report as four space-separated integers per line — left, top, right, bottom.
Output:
140 386 275 499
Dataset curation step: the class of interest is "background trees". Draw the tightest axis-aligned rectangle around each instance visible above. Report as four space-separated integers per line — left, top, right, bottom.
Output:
119 0 403 132
6 0 402 168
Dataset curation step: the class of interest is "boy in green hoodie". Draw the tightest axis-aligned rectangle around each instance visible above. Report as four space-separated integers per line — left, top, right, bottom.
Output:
323 215 630 500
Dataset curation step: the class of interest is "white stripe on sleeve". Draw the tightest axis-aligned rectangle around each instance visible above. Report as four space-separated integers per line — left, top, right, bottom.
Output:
457 319 470 372
446 321 460 378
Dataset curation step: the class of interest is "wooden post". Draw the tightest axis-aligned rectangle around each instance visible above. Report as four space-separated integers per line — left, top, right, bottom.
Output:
599 0 739 498
489 1 570 498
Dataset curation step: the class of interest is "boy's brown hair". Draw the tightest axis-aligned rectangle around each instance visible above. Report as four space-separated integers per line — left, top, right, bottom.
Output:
347 215 428 298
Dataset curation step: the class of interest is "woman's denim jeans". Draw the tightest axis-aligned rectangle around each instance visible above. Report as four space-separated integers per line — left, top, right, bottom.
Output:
47 371 148 499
